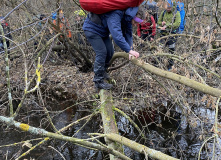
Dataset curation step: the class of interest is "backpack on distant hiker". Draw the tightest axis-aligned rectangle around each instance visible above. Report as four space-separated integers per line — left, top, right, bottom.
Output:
162 1 186 33
79 0 144 14
176 1 185 33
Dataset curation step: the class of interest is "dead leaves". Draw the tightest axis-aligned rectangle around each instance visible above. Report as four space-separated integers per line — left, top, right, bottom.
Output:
201 95 217 109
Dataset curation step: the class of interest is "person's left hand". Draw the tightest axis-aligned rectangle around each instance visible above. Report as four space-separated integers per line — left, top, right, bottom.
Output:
161 26 167 30
150 37 154 41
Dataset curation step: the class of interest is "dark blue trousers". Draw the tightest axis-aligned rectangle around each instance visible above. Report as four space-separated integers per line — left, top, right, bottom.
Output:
84 31 114 82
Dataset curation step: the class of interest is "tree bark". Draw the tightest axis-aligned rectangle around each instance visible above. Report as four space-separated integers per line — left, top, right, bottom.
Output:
106 133 179 160
0 116 131 160
109 52 221 98
100 89 124 160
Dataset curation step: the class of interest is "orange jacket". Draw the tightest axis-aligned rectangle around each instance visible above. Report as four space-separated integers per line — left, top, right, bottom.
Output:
53 17 72 38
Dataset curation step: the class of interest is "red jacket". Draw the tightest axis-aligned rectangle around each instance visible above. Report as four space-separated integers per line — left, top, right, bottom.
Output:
137 15 156 37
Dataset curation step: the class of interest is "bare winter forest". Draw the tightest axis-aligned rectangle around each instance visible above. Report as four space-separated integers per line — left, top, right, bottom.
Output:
0 0 220 160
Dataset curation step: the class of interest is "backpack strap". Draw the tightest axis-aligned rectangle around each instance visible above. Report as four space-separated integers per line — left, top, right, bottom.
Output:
162 10 166 19
88 12 103 26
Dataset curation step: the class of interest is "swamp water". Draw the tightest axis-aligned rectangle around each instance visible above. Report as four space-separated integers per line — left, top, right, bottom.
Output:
0 103 220 160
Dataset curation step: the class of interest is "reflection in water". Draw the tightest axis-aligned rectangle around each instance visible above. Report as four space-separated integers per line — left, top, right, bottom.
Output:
0 104 220 159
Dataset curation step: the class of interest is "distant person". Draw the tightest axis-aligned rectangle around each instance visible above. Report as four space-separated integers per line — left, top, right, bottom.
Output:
0 16 12 52
74 9 87 22
74 10 87 44
158 0 181 70
83 7 145 90
137 10 156 41
142 0 158 23
52 10 72 40
38 14 47 29
35 14 52 44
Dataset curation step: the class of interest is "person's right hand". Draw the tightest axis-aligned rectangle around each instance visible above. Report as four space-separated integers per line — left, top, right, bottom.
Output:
162 21 166 26
129 50 139 60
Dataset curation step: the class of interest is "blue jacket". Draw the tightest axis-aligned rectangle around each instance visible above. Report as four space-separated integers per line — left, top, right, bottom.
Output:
83 7 138 53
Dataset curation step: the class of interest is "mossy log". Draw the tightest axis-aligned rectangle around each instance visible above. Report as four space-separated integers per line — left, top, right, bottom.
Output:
110 52 221 98
106 133 179 160
100 89 124 160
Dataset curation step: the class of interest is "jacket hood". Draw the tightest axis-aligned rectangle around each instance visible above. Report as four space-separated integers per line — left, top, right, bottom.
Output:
124 7 139 21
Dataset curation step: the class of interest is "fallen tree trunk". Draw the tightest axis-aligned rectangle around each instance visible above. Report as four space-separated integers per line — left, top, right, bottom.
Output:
99 90 179 160
0 115 179 159
0 116 131 160
106 133 179 160
109 52 221 98
100 89 124 160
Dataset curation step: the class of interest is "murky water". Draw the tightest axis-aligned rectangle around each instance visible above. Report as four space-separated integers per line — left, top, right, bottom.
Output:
0 103 220 160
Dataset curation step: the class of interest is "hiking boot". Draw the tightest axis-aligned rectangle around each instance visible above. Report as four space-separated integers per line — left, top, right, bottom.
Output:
95 81 113 90
104 71 110 80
